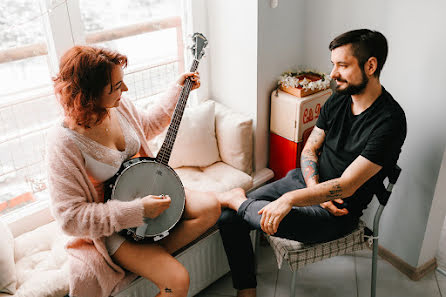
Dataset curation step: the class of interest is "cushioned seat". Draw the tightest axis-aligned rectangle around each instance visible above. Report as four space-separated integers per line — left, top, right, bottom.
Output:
264 165 402 297
266 221 368 271
1 99 259 297
175 162 253 193
0 221 70 297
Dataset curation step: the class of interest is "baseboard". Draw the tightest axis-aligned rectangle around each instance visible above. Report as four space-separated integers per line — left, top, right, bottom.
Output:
377 245 437 281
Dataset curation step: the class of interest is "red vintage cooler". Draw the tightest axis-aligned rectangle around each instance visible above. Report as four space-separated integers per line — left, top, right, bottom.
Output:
269 88 332 180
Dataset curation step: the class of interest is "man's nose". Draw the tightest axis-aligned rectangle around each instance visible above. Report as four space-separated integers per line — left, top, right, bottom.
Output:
330 67 338 79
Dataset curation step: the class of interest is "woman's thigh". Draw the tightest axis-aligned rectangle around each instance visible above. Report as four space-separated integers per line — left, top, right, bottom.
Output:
112 240 189 292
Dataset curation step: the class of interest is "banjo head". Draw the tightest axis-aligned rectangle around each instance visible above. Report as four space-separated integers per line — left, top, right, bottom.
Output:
111 159 185 237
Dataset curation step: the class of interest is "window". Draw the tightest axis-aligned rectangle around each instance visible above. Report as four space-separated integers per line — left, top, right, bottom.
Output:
0 0 52 97
79 0 185 106
0 0 189 221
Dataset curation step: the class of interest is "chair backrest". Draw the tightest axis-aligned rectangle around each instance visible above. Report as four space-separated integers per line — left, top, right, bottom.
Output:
374 164 402 206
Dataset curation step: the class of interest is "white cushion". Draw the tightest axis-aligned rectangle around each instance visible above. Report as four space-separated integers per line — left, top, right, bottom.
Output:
215 102 253 175
13 221 70 297
0 220 17 294
151 101 221 168
175 161 253 193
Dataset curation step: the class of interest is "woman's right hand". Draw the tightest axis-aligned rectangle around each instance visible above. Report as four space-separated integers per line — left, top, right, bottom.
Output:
141 195 171 218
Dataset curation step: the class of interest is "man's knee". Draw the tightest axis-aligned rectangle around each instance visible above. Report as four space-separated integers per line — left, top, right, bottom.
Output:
218 208 239 226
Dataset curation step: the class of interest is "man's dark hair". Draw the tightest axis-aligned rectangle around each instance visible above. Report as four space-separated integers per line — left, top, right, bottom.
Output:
329 29 388 77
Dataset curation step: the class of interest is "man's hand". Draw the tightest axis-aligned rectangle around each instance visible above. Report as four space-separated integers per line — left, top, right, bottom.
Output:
258 195 293 235
320 199 349 216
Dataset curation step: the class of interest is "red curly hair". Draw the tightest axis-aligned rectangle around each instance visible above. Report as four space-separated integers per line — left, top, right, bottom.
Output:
53 45 128 128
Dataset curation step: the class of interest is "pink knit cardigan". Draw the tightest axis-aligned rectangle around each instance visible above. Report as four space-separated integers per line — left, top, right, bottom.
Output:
46 84 181 297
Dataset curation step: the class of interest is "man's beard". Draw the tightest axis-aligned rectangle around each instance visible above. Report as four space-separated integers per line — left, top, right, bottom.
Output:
335 70 368 95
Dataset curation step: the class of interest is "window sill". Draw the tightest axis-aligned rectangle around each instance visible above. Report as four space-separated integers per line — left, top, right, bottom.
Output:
2 199 53 237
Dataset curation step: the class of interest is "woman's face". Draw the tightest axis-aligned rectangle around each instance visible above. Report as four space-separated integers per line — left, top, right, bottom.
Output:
99 65 128 109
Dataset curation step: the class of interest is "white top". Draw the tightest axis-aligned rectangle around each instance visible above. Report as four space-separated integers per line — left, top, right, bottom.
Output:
66 110 141 182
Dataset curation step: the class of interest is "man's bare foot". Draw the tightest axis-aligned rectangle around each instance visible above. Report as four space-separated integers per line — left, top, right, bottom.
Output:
215 187 247 210
237 288 256 297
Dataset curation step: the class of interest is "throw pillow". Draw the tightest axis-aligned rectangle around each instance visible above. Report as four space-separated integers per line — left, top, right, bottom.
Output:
0 219 17 294
167 101 221 168
214 102 253 175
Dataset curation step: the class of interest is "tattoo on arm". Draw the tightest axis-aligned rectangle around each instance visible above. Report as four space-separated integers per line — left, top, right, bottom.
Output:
301 127 325 186
308 128 324 145
326 180 343 199
302 159 318 180
301 149 320 184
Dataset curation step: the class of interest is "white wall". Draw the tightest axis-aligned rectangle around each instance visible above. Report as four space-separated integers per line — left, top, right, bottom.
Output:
206 0 446 269
256 0 306 170
206 0 305 171
205 0 259 167
205 1 258 116
301 0 446 268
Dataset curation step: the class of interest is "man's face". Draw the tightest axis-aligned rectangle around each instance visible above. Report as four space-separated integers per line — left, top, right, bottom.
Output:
330 44 368 95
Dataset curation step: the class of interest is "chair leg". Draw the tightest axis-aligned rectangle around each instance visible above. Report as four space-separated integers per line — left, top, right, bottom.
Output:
290 270 297 297
371 238 379 297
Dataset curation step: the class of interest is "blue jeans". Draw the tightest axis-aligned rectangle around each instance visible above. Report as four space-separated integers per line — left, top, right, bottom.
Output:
218 169 359 290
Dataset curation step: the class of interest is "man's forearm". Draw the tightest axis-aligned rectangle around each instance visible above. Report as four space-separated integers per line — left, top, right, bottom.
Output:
301 148 320 187
284 177 354 207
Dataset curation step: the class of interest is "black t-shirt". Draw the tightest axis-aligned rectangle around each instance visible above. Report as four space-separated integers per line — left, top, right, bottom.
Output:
315 87 407 216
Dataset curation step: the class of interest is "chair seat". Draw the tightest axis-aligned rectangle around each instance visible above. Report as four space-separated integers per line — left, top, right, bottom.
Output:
266 220 368 271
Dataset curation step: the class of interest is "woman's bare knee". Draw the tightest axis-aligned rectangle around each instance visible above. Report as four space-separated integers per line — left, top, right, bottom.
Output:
112 242 190 296
200 194 221 227
210 195 222 223
162 266 189 296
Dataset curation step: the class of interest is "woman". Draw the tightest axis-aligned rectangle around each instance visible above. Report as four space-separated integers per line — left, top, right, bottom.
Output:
47 45 224 297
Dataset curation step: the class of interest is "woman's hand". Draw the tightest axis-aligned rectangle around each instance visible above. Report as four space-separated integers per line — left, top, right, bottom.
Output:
141 195 171 218
176 72 201 90
258 194 293 235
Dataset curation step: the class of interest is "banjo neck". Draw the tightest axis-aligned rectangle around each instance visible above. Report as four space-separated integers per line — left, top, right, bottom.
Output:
156 59 200 166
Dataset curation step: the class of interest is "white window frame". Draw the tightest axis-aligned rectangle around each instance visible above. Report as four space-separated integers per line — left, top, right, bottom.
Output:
2 0 205 230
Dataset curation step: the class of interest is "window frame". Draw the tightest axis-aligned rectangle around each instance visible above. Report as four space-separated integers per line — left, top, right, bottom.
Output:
1 0 202 226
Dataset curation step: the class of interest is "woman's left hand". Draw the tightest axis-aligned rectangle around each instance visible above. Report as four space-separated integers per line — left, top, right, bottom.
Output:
177 72 201 90
258 194 293 235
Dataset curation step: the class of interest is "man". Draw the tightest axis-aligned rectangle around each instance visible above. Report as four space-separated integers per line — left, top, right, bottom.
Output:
216 29 407 297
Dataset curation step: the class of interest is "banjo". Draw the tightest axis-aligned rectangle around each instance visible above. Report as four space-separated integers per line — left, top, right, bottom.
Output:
104 33 208 242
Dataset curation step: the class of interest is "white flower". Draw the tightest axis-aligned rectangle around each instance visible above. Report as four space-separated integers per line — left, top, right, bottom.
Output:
278 69 331 92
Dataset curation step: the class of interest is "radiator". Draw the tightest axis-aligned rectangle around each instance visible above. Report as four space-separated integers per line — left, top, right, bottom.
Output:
114 229 231 297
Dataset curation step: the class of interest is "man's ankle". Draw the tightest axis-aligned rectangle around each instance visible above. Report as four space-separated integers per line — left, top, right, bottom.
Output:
237 288 256 297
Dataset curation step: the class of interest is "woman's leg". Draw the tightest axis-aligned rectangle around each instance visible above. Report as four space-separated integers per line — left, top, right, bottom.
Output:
159 188 221 254
112 241 189 297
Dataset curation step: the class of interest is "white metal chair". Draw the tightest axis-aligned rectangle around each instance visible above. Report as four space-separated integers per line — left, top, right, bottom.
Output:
264 165 402 297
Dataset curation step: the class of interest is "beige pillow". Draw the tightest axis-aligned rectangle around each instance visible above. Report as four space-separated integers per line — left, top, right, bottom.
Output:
166 101 221 168
0 220 17 294
215 102 253 175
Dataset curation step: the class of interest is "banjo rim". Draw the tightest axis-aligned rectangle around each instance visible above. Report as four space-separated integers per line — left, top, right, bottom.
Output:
110 158 185 238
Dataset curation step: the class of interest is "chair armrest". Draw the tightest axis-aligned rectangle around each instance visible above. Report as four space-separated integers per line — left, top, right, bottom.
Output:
213 101 253 175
